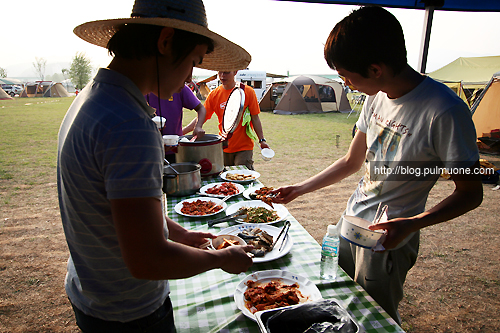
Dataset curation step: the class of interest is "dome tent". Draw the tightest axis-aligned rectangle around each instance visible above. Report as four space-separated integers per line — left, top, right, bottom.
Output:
471 71 500 153
428 56 500 107
0 87 13 100
260 75 351 115
20 81 71 98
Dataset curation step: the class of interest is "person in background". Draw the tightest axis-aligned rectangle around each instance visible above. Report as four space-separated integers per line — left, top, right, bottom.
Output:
188 70 269 170
57 0 254 332
273 6 482 324
146 83 207 163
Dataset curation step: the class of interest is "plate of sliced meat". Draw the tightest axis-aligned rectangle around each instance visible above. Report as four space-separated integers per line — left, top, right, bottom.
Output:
234 270 322 321
199 182 245 198
174 197 227 217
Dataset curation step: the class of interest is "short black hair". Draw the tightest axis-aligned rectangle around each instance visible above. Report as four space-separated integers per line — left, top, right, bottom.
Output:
107 24 214 63
324 6 407 77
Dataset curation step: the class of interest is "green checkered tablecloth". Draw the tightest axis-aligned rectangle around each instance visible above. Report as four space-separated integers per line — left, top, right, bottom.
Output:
166 166 404 333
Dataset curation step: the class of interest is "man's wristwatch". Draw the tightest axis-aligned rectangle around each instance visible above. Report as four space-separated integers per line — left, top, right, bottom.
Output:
259 138 266 143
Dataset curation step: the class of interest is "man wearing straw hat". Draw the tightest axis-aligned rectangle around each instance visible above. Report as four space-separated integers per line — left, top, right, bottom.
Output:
57 0 254 331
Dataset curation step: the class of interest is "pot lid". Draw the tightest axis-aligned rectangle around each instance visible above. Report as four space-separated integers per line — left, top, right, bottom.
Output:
222 86 245 134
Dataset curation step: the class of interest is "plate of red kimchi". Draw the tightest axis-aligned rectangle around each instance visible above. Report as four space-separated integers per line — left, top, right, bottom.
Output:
174 197 227 217
234 269 322 321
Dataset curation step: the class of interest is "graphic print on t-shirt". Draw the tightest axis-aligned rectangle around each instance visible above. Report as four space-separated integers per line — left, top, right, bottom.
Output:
361 121 401 196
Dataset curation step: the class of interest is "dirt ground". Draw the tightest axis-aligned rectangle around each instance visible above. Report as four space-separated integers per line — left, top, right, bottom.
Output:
1 158 499 332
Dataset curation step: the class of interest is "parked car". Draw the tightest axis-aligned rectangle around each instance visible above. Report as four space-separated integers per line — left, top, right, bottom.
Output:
2 85 23 97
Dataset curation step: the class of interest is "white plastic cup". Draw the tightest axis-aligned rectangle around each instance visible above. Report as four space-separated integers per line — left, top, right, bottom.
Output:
261 148 275 161
163 135 179 146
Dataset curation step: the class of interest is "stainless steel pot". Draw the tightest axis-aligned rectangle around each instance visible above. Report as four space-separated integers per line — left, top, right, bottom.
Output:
176 134 224 177
163 162 201 196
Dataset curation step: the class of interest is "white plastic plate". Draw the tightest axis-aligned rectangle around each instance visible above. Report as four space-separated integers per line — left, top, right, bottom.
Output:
199 182 245 198
217 224 293 263
234 269 322 321
225 200 289 225
174 197 227 217
220 169 260 184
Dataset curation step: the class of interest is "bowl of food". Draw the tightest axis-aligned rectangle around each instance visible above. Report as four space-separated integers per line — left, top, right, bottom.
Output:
340 215 385 249
211 234 246 250
163 135 179 147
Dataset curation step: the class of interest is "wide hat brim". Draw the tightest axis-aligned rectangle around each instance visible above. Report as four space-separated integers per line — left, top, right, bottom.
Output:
74 17 251 71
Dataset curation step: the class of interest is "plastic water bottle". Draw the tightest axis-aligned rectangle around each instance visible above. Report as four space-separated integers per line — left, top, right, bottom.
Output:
320 224 339 280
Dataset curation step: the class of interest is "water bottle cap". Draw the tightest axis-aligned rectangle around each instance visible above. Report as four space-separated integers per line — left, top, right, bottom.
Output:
327 224 338 237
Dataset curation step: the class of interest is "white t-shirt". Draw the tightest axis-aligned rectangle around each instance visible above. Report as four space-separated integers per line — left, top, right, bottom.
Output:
346 77 478 242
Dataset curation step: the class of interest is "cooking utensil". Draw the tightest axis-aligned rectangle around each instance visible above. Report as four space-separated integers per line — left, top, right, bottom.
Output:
164 158 180 175
162 162 201 196
272 221 291 251
208 210 248 227
176 134 224 177
206 195 231 213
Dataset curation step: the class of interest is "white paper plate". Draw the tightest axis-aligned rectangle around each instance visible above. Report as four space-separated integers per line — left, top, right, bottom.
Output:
199 182 245 198
225 200 289 225
242 185 264 200
234 269 322 321
217 224 293 263
220 169 260 184
174 197 227 217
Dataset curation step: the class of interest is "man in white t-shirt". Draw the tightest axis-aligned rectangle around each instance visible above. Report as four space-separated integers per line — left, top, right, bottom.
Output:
273 6 483 324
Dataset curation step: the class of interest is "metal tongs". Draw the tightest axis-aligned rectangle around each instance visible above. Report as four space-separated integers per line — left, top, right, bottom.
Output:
208 209 247 227
271 220 291 251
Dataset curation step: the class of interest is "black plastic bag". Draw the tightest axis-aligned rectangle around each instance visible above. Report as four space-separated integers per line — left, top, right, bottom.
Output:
263 299 357 333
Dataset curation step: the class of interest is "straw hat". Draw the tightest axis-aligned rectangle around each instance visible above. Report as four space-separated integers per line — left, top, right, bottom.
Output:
73 0 251 71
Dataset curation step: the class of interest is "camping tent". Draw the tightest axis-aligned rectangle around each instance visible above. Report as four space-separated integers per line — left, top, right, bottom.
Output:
260 75 351 114
0 78 23 85
471 71 500 152
0 87 13 100
196 74 217 99
20 81 71 98
427 56 500 106
428 56 500 84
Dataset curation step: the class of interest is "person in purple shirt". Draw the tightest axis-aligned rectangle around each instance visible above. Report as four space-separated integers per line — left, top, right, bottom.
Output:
146 84 207 162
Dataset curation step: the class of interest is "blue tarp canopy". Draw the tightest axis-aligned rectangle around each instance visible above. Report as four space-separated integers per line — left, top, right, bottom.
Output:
277 1 500 73
277 1 500 11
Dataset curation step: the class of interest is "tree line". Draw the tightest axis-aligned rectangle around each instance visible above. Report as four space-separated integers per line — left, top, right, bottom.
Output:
1 52 93 90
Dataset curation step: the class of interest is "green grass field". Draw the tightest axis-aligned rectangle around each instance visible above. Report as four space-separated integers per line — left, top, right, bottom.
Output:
0 96 358 205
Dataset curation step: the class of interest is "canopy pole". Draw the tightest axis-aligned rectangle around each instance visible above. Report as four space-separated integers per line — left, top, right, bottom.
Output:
417 6 435 74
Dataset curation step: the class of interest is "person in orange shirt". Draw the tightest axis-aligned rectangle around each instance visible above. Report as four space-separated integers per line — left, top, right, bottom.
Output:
192 70 270 170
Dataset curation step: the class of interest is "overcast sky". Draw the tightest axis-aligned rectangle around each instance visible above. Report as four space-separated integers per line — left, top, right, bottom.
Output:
2 0 500 79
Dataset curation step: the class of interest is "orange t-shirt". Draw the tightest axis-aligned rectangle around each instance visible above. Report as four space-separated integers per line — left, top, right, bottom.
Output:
204 84 261 153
